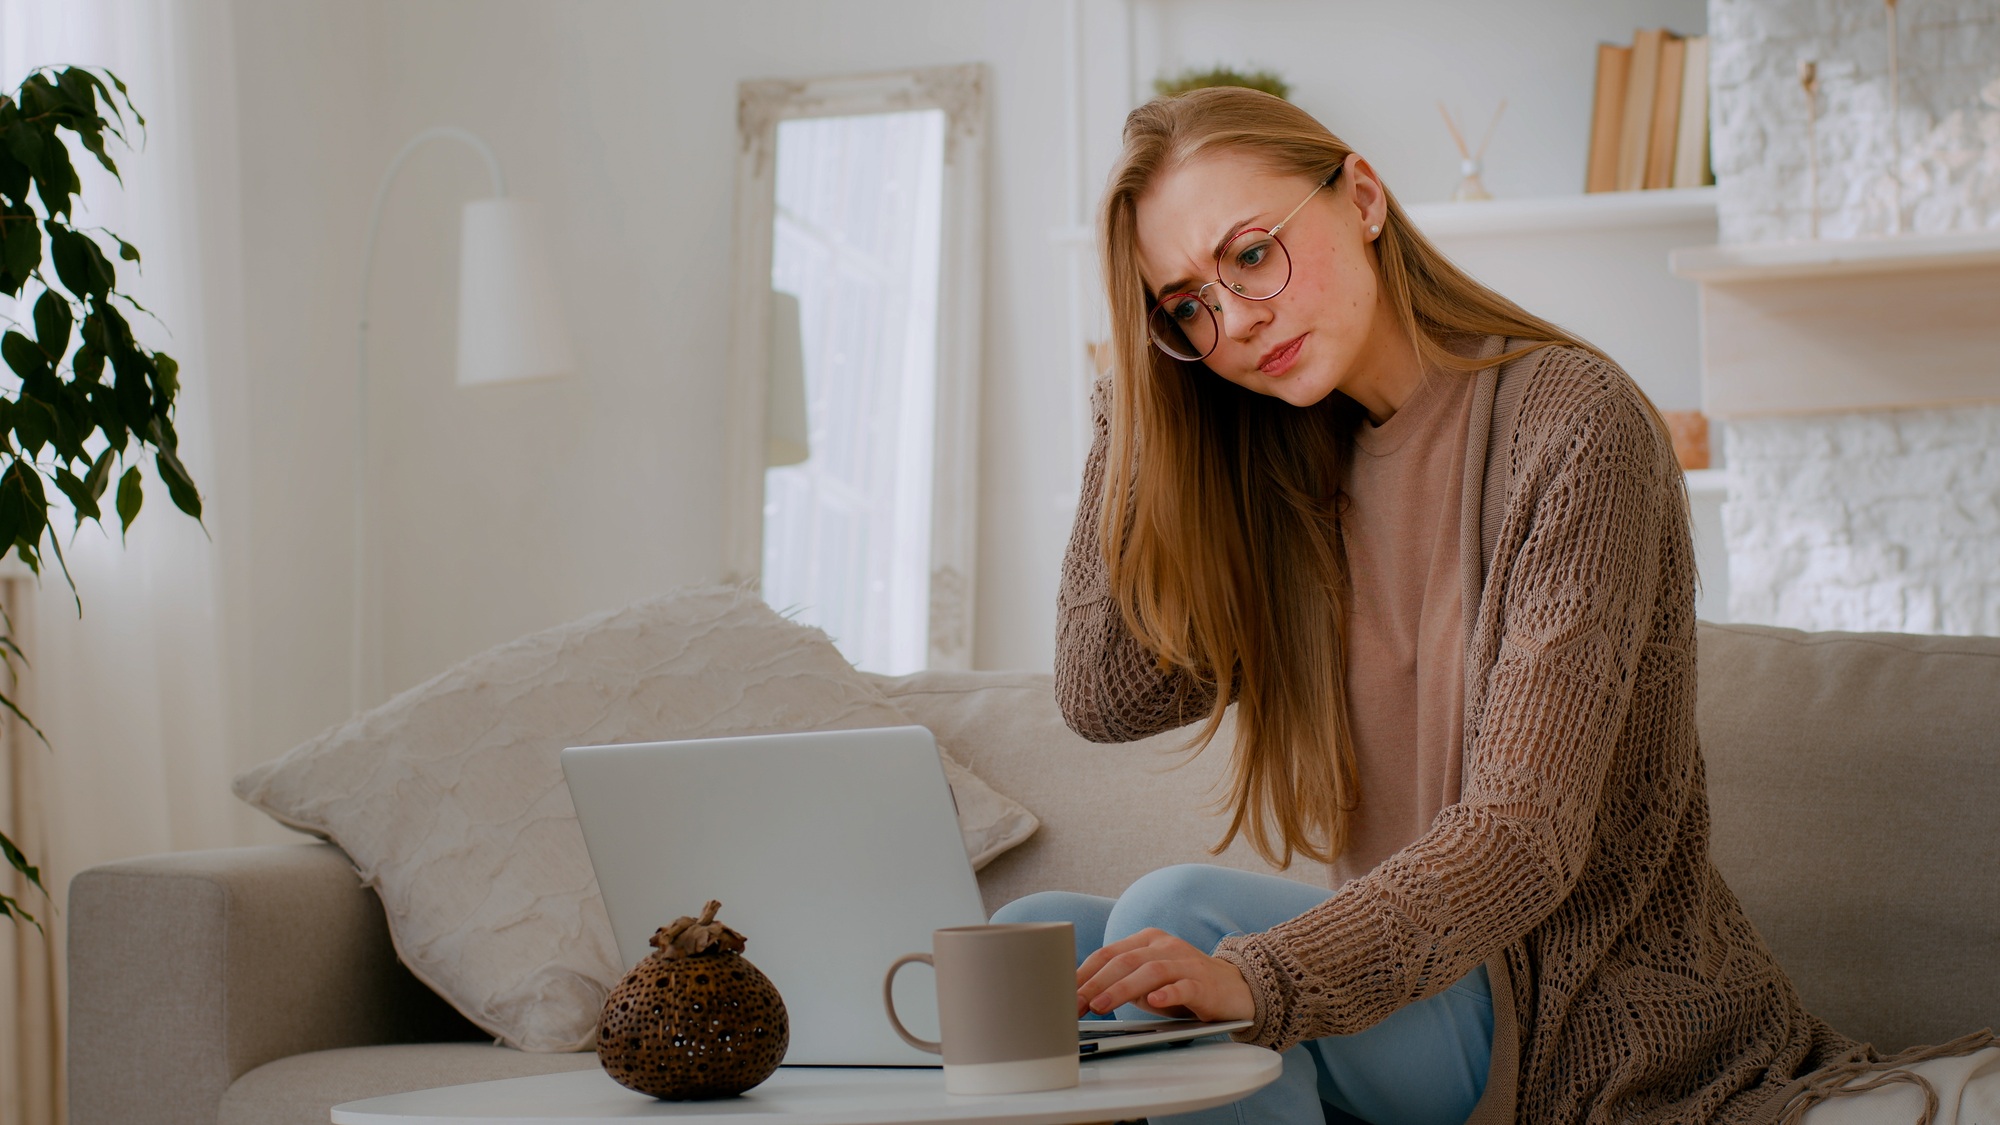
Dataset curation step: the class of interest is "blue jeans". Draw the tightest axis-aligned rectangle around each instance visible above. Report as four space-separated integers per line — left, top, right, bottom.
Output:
991 864 1492 1125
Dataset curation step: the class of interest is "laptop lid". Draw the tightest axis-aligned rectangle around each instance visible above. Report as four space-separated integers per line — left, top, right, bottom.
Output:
562 726 988 1066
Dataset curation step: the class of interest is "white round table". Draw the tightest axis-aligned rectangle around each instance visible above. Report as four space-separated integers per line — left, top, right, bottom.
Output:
330 1042 1281 1125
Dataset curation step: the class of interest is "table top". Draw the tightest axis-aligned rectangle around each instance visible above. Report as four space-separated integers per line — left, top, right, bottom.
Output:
331 1042 1280 1125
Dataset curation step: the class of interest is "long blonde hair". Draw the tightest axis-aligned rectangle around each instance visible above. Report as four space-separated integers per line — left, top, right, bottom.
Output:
1098 87 1605 868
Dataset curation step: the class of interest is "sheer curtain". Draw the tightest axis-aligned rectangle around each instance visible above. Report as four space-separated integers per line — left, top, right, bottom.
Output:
0 4 256 1123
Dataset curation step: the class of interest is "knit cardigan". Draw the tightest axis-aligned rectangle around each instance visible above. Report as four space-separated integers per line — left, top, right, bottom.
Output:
1053 339 1856 1124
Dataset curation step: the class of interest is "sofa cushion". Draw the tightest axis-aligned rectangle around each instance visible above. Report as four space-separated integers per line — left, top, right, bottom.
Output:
232 588 1036 1053
219 1044 598 1125
867 669 1331 915
1697 622 2000 1052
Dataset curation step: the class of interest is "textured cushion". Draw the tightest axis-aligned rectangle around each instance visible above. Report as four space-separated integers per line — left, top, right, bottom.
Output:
219 1044 598 1125
866 669 1330 916
233 588 1036 1052
1697 622 2000 1052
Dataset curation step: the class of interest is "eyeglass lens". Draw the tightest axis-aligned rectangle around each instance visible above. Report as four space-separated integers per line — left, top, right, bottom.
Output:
1147 228 1294 362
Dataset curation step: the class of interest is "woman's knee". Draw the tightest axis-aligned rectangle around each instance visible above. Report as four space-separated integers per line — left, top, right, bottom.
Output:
1107 864 1244 945
993 890 1098 925
991 891 1114 965
1108 864 1334 952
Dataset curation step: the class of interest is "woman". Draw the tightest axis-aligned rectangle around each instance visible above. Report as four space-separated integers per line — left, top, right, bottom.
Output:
990 87 1860 1125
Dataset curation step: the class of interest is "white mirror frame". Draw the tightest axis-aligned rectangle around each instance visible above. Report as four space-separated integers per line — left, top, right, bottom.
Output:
724 64 987 669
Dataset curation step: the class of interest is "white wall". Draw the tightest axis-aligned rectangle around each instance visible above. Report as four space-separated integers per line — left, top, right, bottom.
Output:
1123 0 1709 203
1707 0 2000 636
1710 0 2000 242
225 0 1715 765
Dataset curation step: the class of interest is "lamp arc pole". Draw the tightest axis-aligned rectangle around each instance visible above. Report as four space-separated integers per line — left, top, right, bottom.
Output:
352 127 506 715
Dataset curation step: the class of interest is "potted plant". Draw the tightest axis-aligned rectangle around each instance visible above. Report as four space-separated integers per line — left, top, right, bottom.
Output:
0 66 203 927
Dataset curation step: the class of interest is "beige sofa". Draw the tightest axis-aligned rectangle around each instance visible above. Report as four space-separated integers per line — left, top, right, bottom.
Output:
68 623 1999 1125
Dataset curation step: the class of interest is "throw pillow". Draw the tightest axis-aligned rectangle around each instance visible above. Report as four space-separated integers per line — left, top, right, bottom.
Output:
865 669 1329 916
233 586 1038 1052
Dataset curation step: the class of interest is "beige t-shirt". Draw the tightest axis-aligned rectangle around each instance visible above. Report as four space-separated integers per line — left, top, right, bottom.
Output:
1334 370 1475 883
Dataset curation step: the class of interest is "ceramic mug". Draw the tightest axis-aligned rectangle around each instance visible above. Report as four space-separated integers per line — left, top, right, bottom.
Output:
883 922 1080 1095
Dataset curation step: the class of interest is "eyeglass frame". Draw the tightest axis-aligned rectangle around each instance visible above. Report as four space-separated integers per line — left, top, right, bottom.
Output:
1145 165 1343 362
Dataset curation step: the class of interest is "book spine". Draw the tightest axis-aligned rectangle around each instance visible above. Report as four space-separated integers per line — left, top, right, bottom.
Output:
1672 35 1713 188
1616 28 1665 191
1586 42 1632 193
1646 35 1686 189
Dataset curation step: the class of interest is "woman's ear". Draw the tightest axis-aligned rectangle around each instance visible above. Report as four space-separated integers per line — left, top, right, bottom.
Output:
1344 154 1389 241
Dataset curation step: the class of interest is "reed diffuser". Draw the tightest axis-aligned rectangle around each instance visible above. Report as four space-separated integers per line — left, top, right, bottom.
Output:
1438 100 1506 202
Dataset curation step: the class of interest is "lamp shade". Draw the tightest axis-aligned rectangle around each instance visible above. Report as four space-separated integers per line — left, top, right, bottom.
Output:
767 290 810 467
455 197 574 386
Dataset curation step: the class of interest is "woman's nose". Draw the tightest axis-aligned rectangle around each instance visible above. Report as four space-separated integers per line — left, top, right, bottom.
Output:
1216 288 1271 342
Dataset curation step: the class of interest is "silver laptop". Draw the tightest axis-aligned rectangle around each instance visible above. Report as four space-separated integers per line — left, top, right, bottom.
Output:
561 726 1248 1066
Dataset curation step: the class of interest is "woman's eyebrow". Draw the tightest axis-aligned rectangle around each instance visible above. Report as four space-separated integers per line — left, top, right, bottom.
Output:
1155 216 1257 296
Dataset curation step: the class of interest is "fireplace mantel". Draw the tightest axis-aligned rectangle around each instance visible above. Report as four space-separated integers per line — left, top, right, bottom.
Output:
1668 231 2000 418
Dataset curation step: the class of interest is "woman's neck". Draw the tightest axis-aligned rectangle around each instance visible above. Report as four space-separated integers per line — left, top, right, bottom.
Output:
1341 301 1427 425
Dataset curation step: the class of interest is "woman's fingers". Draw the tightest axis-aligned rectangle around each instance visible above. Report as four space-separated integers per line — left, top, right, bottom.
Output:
1073 928 1254 1022
1075 927 1162 984
1087 958 1186 1016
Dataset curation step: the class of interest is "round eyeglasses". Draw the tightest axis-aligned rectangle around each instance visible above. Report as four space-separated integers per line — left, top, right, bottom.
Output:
1146 169 1340 363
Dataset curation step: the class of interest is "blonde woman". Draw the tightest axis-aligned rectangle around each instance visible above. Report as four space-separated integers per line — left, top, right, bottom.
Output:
990 87 1861 1125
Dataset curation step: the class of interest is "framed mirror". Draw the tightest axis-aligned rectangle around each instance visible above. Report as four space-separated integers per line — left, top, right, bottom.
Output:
725 65 986 673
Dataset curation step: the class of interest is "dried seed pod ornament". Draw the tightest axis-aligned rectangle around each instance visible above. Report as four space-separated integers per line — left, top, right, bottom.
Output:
596 901 789 1100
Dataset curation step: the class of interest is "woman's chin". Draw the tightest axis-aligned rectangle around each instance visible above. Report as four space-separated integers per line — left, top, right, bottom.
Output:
1264 370 1338 408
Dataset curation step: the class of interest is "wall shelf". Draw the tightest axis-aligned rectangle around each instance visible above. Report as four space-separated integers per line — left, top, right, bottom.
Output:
1404 186 1717 238
1672 230 2000 418
1682 468 1730 497
1669 229 2000 282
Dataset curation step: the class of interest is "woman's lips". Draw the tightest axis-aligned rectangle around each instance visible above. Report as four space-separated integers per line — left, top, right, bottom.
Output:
1258 334 1306 376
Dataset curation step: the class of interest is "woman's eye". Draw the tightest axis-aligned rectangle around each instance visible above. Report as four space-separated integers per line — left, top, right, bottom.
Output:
1169 298 1201 322
1235 242 1269 269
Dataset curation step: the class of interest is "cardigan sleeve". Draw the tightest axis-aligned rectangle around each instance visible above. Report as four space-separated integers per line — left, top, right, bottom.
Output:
1053 378 1220 743
1211 379 1672 1051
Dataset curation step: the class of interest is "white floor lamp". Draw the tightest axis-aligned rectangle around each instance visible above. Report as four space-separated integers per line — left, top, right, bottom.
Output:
353 126 573 714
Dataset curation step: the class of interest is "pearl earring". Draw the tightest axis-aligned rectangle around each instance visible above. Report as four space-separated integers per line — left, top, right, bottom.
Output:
1368 224 1381 237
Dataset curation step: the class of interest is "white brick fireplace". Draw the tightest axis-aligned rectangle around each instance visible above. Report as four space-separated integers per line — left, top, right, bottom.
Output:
1681 0 2000 636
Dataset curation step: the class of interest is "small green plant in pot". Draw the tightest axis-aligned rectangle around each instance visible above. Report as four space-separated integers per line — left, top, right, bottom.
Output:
0 66 204 927
1154 65 1292 102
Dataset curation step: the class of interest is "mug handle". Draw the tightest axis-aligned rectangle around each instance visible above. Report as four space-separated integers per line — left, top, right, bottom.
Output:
883 952 942 1054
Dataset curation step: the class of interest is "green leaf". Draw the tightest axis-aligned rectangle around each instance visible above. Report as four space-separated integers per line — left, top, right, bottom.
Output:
48 387 88 464
116 464 142 533
49 224 114 299
33 132 79 219
72 124 118 180
0 145 28 202
33 290 72 359
54 466 100 525
1 828 45 889
72 342 103 384
0 896 41 931
3 124 46 188
1 203 39 283
2 331 48 385
84 446 114 500
155 448 202 520
0 825 47 931
0 469 17 554
154 352 179 399
13 463 46 546
113 234 138 262
11 397 51 456
0 460 44 555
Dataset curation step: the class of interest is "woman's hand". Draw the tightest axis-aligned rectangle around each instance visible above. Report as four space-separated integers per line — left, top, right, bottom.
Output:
1076 927 1255 1022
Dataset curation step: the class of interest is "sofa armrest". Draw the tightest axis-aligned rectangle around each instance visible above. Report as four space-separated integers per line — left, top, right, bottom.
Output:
68 843 479 1125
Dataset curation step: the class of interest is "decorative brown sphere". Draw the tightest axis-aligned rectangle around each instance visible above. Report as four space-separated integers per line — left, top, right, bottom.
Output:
596 901 788 1100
